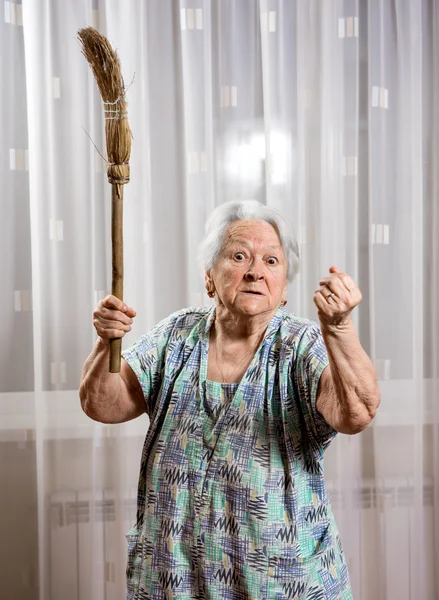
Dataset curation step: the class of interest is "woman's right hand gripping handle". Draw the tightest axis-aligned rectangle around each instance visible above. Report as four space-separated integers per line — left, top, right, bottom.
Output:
79 295 146 424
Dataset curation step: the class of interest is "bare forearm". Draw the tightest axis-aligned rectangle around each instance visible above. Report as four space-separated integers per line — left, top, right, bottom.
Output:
321 318 380 431
79 339 126 423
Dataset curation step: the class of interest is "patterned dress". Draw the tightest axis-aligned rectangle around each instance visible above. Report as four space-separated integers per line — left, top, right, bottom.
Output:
122 306 352 600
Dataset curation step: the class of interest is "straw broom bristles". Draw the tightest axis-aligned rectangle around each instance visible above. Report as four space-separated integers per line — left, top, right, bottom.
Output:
78 27 132 373
77 27 132 188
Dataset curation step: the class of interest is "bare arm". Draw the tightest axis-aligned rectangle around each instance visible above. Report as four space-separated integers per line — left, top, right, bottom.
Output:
79 295 146 424
314 267 381 435
317 320 380 434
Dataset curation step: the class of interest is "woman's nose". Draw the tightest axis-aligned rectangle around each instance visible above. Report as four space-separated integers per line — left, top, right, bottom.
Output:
244 269 263 281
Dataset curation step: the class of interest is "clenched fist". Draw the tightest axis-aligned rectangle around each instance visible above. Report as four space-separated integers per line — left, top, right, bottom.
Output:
93 295 136 343
314 266 362 327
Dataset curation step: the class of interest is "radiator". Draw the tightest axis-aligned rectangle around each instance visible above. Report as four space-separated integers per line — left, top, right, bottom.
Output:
48 489 137 600
327 477 436 600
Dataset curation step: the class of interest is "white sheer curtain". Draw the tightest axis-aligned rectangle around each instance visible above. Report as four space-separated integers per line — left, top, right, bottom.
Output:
1 1 438 598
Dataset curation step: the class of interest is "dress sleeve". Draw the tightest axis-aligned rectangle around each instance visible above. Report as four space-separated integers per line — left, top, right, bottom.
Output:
293 323 337 448
122 316 173 416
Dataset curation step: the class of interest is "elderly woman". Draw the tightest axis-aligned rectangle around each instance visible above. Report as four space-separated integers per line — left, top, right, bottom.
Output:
80 200 380 600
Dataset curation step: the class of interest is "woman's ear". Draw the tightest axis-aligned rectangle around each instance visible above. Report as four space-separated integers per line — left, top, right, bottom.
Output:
205 271 214 295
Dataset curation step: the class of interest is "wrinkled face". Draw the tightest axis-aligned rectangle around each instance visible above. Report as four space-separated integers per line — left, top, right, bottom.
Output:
206 220 288 317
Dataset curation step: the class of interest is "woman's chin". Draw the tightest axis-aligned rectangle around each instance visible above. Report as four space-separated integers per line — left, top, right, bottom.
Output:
233 296 271 315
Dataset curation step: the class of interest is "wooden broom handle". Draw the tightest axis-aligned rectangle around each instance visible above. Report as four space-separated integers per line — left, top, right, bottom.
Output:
110 184 124 372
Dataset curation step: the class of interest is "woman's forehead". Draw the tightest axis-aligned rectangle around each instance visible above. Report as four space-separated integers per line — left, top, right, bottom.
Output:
224 219 281 245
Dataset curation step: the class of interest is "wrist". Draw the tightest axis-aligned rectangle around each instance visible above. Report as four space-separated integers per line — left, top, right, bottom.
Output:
319 314 354 336
96 336 111 349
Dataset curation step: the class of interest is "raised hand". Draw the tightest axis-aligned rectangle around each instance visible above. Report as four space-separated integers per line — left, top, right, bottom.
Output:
313 266 362 327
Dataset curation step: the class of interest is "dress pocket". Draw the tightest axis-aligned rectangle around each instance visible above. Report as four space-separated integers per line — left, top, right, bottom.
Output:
266 525 334 599
125 526 143 598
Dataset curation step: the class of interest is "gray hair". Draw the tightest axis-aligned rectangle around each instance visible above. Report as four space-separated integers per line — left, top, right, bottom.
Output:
198 200 300 282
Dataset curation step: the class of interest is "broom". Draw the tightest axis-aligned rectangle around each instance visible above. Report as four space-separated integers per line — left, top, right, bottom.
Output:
78 27 132 373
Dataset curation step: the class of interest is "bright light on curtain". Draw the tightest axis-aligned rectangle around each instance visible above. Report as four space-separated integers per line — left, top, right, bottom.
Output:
0 1 438 599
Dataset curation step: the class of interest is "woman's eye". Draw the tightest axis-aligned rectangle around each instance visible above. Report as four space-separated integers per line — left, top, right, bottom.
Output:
234 253 245 261
267 257 278 265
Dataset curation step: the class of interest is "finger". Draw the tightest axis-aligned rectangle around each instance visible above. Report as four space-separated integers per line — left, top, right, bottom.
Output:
314 286 336 301
331 273 355 292
322 290 338 304
319 279 350 301
329 266 341 274
94 305 133 326
99 296 137 318
314 289 337 304
97 328 126 340
322 271 355 292
340 274 355 292
316 280 342 298
93 319 132 336
101 295 129 313
94 319 131 339
99 317 132 332
319 276 338 287
313 291 334 312
319 274 349 289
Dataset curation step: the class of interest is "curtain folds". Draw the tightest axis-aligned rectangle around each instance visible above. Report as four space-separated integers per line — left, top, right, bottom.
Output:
1 1 438 598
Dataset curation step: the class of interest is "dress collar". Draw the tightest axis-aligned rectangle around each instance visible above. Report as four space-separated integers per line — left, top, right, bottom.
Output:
199 305 285 345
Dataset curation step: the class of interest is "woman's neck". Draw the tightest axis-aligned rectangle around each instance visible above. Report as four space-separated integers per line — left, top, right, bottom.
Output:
212 304 277 345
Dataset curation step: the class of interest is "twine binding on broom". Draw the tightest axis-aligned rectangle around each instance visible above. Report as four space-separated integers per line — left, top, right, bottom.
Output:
103 97 128 121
